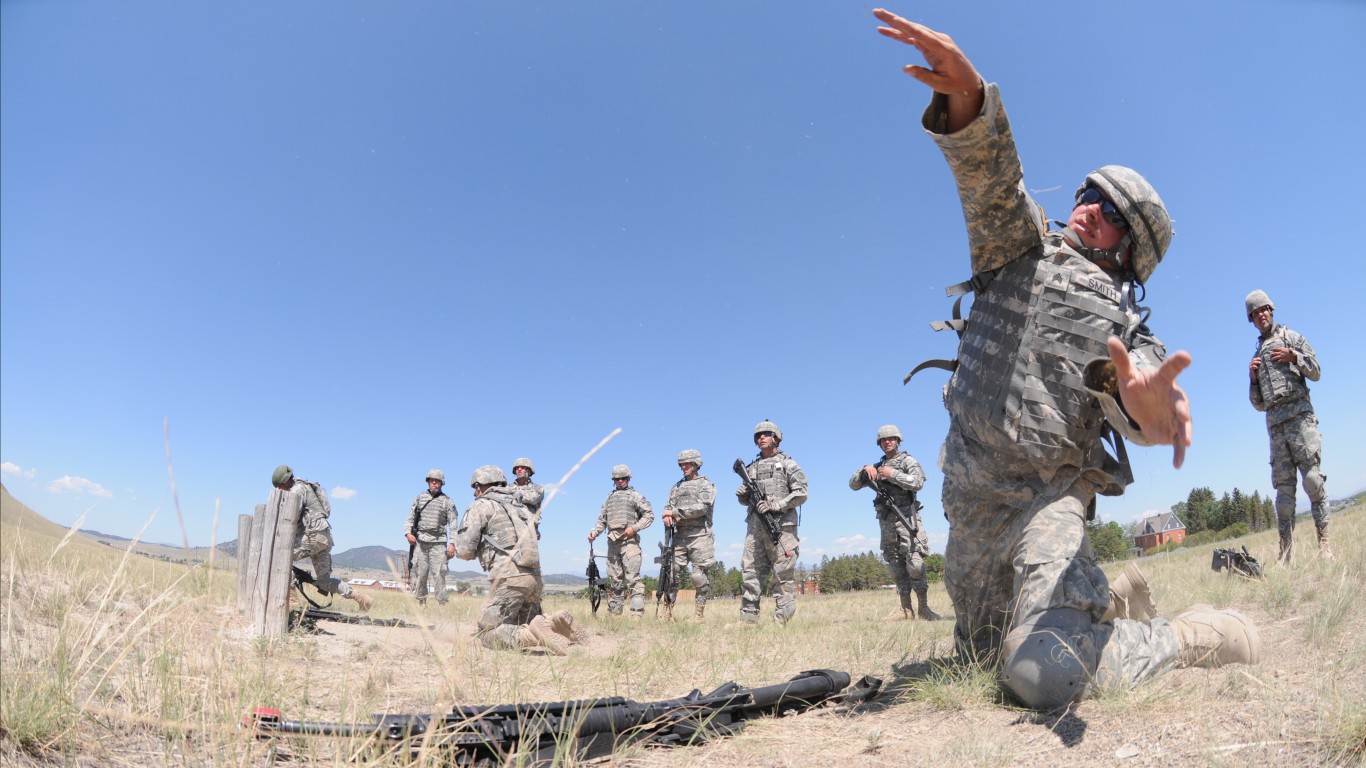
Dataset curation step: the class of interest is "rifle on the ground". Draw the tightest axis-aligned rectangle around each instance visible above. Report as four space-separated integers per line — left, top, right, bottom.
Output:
654 525 677 615
732 459 788 556
586 543 606 615
247 669 879 767
293 607 429 631
1211 545 1263 578
858 468 920 536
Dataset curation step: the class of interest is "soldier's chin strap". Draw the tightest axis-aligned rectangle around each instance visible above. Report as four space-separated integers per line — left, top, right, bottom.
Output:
1058 224 1132 275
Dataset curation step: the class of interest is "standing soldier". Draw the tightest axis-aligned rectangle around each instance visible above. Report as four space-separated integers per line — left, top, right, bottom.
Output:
454 465 583 654
587 464 654 619
736 420 808 626
850 425 942 621
272 465 373 612
661 449 717 622
510 457 545 534
404 469 458 606
1246 290 1332 561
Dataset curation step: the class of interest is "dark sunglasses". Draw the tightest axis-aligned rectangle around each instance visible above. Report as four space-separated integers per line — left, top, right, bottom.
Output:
1077 187 1129 229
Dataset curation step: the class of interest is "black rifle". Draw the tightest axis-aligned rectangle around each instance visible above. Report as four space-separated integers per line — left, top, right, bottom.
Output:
1211 545 1263 579
248 669 878 767
654 525 677 615
291 565 332 610
858 468 920 536
732 458 788 556
586 543 606 615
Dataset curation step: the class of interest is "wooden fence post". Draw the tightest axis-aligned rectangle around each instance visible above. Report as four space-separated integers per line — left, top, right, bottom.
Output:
236 513 255 613
249 489 301 637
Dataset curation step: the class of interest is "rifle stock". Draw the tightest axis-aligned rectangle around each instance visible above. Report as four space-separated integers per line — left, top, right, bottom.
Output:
654 525 677 612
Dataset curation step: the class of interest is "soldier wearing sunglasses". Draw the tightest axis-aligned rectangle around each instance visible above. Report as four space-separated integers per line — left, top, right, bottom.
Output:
875 8 1259 711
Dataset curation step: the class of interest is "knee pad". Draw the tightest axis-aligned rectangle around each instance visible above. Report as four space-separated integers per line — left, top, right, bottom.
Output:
1000 609 1095 710
1303 469 1326 501
690 571 708 589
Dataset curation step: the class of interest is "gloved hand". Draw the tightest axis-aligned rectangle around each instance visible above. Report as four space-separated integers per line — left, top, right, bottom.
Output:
757 498 781 514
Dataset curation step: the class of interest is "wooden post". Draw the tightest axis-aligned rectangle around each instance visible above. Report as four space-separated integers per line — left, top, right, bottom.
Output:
249 489 301 638
236 513 255 613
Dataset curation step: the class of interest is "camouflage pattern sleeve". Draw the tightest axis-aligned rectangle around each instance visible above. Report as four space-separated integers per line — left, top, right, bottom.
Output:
589 503 608 538
632 491 654 532
924 83 1046 276
403 494 421 537
884 455 926 494
1286 328 1321 382
779 458 809 511
849 468 870 491
454 500 487 561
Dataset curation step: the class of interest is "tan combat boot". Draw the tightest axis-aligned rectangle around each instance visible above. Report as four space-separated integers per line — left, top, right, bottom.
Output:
659 602 674 622
519 616 569 656
1277 532 1293 565
351 591 374 613
1316 526 1335 561
691 602 706 623
547 610 588 644
1102 563 1158 622
882 592 914 621
1172 605 1260 667
916 588 943 621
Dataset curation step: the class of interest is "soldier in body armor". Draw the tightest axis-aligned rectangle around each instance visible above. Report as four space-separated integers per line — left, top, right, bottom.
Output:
509 457 545 521
873 9 1259 709
587 465 654 618
1246 290 1332 562
736 420 808 626
404 469 457 607
454 465 582 654
272 465 373 613
661 449 717 622
850 425 942 621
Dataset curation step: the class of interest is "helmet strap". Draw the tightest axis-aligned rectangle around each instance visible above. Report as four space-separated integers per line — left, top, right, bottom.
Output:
1060 226 1134 277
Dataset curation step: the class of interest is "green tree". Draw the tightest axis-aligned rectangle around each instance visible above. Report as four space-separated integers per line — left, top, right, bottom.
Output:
924 553 945 583
1086 520 1130 562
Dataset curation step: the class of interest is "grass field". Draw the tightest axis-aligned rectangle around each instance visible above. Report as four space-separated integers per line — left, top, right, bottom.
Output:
2 484 1362 767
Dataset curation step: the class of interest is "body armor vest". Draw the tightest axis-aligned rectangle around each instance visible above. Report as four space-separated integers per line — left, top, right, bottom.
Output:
669 477 713 525
602 488 645 529
475 488 537 571
873 454 919 512
1253 326 1310 409
947 238 1136 468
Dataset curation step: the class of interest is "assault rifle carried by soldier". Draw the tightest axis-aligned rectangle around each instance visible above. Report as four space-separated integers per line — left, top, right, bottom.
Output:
653 524 677 618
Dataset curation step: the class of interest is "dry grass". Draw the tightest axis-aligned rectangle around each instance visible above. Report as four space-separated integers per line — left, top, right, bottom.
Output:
2 485 1363 767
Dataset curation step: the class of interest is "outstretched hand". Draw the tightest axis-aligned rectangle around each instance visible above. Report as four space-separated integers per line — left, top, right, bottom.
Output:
873 9 980 94
1108 336 1193 468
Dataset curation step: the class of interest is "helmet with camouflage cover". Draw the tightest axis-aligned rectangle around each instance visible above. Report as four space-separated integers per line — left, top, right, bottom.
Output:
875 425 903 446
470 465 507 487
611 464 632 480
1074 165 1173 284
425 469 445 484
1244 289 1275 319
677 449 703 468
753 420 783 445
271 464 293 488
512 457 535 476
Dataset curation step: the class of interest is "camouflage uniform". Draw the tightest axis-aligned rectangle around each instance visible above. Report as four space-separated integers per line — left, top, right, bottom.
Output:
454 486 545 650
925 83 1180 704
849 451 932 613
1249 320 1329 554
289 478 355 599
510 480 545 517
405 488 458 605
737 452 807 623
663 475 717 608
589 486 654 616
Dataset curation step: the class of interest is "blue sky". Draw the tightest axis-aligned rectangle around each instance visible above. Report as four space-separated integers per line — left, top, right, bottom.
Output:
3 1 1363 577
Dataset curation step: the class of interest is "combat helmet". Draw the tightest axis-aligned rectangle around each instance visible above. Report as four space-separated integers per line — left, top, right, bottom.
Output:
875 425 903 446
470 465 507 487
1245 289 1275 319
753 420 783 445
271 465 293 488
611 464 632 480
677 449 703 468
1075 165 1173 284
426 469 446 483
512 457 535 476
